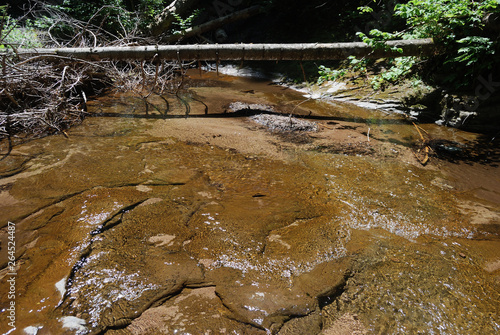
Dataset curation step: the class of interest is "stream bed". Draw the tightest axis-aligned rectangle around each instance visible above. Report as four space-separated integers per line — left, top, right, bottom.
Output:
1 70 499 334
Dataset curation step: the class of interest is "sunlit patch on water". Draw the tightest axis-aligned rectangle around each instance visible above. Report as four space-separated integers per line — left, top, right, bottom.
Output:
23 326 43 335
201 212 226 232
55 277 67 300
202 64 272 79
339 200 476 241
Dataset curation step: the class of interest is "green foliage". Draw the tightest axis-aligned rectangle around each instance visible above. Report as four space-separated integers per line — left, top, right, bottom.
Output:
357 6 374 14
0 5 7 49
141 0 165 21
348 55 370 73
317 65 347 84
46 0 133 39
356 30 403 53
452 36 495 67
370 57 417 90
317 56 370 84
171 9 202 34
391 0 500 87
393 0 498 41
0 7 44 49
323 0 500 89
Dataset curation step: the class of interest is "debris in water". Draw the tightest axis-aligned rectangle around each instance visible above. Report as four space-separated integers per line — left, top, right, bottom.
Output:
250 114 318 132
229 102 275 113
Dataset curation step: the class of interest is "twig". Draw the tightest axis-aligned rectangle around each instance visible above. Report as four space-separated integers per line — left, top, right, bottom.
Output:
412 122 430 165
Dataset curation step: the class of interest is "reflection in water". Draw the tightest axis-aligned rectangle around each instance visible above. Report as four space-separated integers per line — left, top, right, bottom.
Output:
0 70 498 334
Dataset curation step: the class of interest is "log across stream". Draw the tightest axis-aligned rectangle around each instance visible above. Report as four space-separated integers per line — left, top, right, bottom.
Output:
4 39 436 61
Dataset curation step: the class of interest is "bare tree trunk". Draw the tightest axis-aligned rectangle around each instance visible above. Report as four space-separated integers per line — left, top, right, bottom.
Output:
5 39 437 61
165 5 262 43
149 0 201 36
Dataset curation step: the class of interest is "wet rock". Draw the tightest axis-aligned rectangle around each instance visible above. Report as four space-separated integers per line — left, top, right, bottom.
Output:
322 236 500 334
2 73 499 335
293 259 351 303
484 259 500 273
0 154 30 178
278 310 323 335
437 93 478 128
60 198 206 333
144 167 199 186
320 313 368 335
229 102 275 113
0 186 151 334
216 279 317 331
109 287 264 335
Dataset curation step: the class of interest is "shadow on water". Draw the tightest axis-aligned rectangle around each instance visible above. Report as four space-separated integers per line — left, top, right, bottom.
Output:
414 131 500 166
91 107 411 125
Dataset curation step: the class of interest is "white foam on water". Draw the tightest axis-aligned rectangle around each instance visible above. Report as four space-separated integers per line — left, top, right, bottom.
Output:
55 277 66 298
24 326 42 335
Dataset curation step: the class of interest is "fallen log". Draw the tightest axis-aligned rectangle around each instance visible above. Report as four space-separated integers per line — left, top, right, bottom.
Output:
1 39 437 61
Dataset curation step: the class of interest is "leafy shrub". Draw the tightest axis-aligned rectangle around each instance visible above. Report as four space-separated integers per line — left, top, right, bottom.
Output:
317 56 370 84
370 56 417 90
319 0 500 89
0 6 44 49
393 0 498 41
389 0 499 87
171 9 202 34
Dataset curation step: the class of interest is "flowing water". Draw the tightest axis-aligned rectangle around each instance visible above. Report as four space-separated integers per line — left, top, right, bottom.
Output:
0 70 499 335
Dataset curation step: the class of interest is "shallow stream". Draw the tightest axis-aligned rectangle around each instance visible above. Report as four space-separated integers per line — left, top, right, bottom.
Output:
1 70 499 334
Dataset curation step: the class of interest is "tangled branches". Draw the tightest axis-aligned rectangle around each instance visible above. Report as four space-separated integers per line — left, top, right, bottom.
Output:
0 2 194 146
0 53 109 141
0 3 111 142
0 2 167 143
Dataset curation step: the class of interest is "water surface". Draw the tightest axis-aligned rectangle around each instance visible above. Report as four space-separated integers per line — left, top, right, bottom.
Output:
0 70 499 334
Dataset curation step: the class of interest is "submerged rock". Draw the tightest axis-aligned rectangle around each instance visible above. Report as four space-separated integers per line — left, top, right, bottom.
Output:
250 114 318 132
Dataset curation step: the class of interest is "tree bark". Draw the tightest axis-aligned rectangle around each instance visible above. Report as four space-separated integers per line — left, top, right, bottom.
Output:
5 39 437 61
